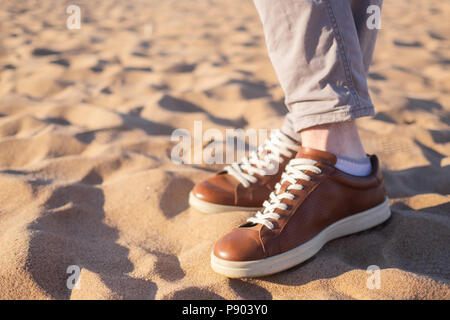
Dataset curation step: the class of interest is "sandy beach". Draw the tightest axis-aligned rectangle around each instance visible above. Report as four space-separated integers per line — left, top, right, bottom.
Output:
0 0 449 299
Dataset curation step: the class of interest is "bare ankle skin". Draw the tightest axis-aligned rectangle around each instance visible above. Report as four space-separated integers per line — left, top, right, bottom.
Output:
300 120 366 158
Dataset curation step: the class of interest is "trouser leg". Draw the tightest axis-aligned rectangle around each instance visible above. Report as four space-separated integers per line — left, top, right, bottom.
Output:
252 0 382 140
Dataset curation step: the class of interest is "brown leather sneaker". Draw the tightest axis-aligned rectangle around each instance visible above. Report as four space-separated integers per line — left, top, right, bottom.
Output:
189 129 299 213
211 147 391 277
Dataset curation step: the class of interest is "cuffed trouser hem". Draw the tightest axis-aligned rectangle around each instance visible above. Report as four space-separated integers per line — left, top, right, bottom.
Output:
282 104 374 138
281 117 302 143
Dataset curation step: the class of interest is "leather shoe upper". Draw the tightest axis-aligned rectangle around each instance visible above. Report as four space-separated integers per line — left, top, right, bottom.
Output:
213 147 387 261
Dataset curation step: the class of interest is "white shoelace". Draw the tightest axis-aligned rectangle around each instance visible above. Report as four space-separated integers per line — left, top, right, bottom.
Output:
224 130 298 188
247 158 322 230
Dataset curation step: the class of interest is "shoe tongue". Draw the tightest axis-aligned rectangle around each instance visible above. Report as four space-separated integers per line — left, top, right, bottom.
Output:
295 146 337 166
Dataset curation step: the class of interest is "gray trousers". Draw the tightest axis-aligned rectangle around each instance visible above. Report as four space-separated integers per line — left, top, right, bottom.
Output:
253 0 382 141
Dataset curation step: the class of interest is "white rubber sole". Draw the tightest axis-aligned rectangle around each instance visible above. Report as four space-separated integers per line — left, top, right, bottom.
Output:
211 198 391 278
189 192 261 214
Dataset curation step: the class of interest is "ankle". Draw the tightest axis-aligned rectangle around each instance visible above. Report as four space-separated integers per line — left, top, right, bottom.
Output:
299 121 366 159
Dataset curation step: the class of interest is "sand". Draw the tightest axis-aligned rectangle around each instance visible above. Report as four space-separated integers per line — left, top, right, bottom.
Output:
0 0 449 299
